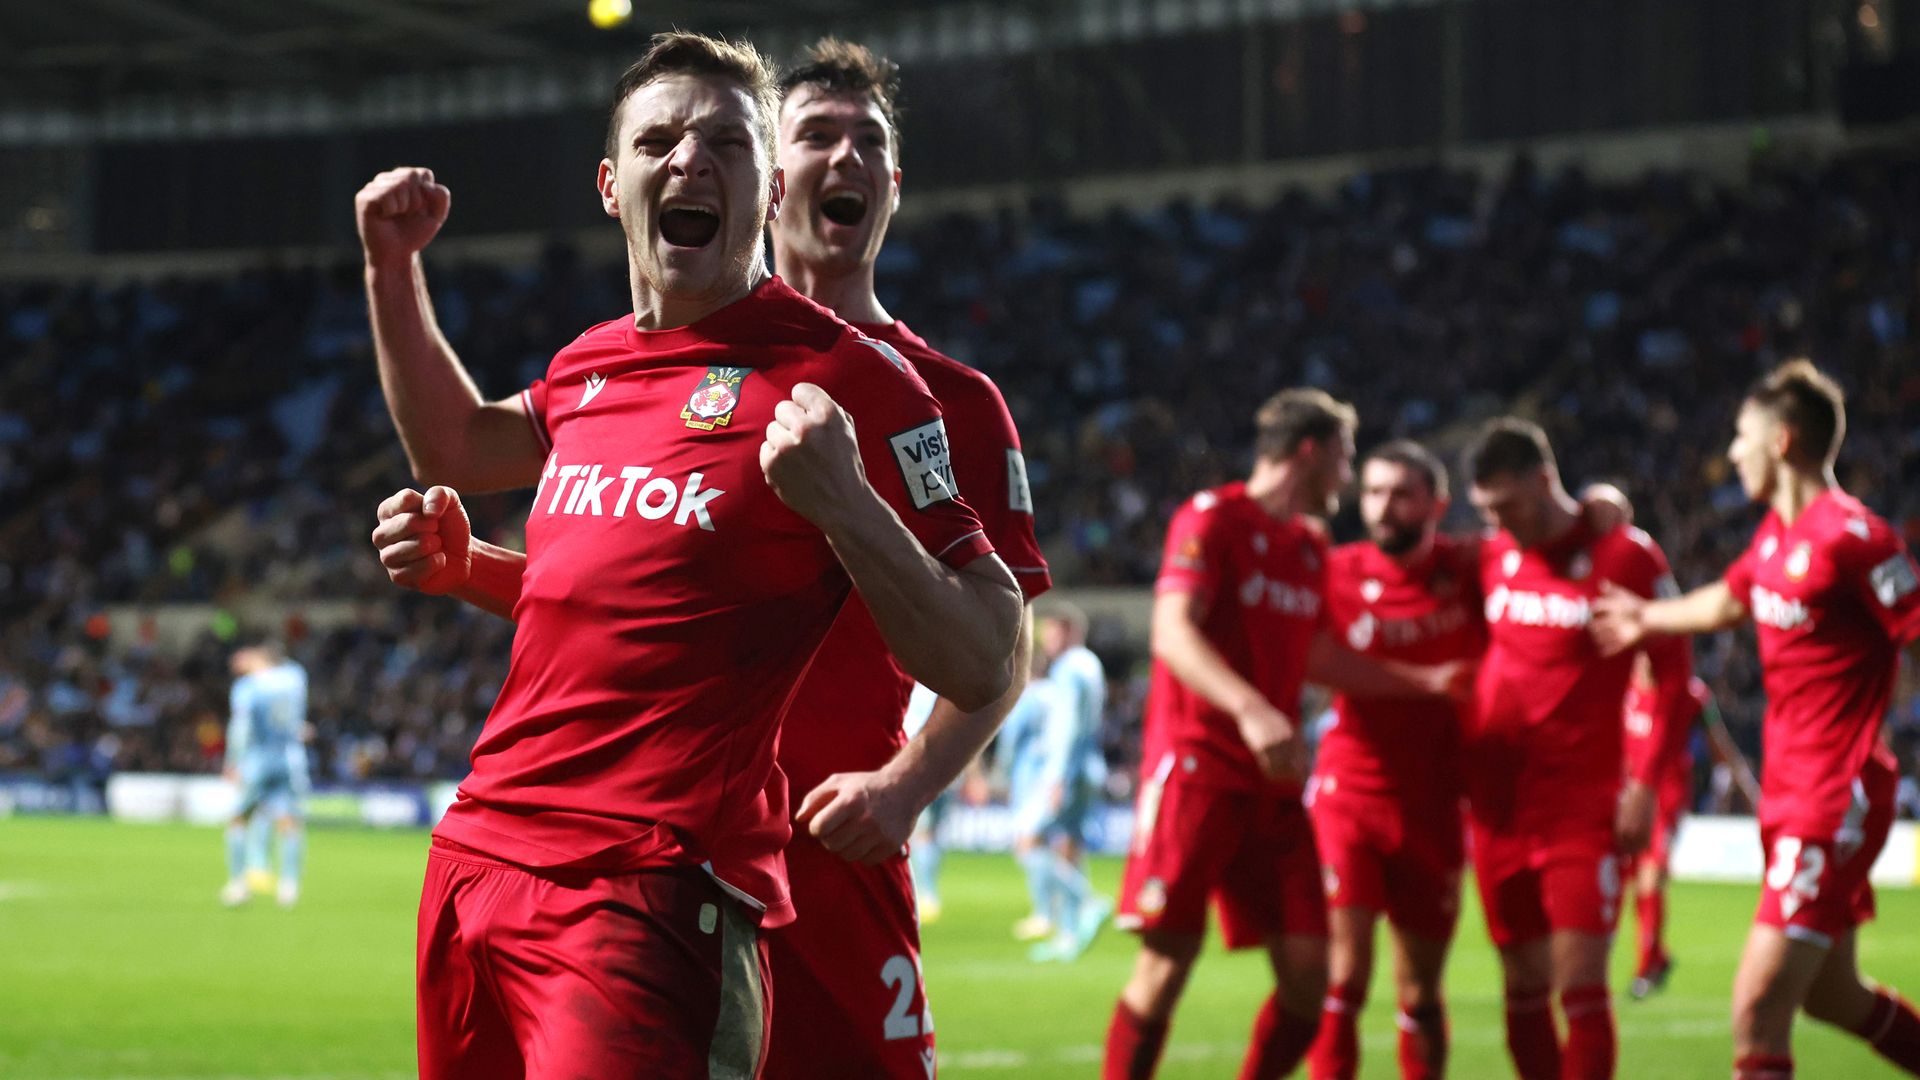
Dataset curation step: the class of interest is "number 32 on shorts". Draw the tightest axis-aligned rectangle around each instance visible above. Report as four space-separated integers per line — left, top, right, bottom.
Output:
1766 837 1826 919
881 954 933 1040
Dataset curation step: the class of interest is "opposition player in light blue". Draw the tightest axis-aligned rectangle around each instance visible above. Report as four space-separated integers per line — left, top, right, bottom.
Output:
221 643 311 909
997 668 1059 941
1019 602 1112 961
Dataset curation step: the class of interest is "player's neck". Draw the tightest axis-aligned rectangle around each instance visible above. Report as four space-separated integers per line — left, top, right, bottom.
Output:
1247 462 1311 520
627 263 770 332
1534 490 1582 547
1772 466 1836 525
775 253 891 326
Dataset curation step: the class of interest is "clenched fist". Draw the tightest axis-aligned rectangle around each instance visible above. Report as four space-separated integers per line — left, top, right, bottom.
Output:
760 382 868 526
355 167 451 267
371 486 472 593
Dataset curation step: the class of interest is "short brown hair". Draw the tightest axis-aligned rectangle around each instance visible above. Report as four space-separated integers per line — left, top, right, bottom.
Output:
780 37 903 160
605 31 782 163
1365 439 1449 501
1465 417 1556 485
1747 359 1846 467
1253 388 1357 462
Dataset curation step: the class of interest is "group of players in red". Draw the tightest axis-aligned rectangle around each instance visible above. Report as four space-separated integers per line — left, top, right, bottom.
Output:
348 26 1920 1080
1106 368 1920 1080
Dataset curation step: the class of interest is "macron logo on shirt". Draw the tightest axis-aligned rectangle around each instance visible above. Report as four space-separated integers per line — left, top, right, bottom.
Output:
535 458 725 531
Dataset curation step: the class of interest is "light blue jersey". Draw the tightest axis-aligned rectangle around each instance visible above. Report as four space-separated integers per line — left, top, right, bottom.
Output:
228 661 311 818
998 678 1057 812
1014 645 1108 842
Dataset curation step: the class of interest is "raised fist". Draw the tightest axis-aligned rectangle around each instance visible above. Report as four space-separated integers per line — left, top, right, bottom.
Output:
354 167 451 266
371 486 472 594
759 382 868 527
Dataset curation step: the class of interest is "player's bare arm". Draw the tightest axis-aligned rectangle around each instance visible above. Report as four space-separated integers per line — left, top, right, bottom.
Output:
1591 579 1748 655
356 167 545 492
762 381 1021 711
1304 632 1474 703
798 612 1035 865
371 486 523 619
1151 588 1302 782
1618 618 1699 855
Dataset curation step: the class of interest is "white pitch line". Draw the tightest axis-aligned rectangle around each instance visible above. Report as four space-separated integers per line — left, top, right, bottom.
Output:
940 1016 1731 1070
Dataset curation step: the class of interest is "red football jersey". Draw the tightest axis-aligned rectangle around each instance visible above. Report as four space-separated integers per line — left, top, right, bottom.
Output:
1317 534 1485 804
1722 490 1920 838
1622 675 1706 786
1144 482 1329 795
1472 519 1693 832
437 278 994 928
777 319 1051 802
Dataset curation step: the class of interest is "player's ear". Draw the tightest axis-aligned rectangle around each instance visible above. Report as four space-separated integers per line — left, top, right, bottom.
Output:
766 166 786 224
597 160 619 219
890 167 903 213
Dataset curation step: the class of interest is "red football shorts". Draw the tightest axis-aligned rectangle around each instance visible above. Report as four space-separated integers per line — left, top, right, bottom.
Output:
1470 823 1623 949
1755 770 1897 948
1116 767 1328 948
762 836 934 1080
417 838 771 1080
1307 776 1465 941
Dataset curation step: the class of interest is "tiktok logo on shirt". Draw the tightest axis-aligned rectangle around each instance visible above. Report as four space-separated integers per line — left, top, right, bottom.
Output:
1484 585 1591 629
1237 572 1322 617
1749 586 1811 631
532 456 726 531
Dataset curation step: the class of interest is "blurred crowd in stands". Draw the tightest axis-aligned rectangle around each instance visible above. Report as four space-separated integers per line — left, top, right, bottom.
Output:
2 150 1917 812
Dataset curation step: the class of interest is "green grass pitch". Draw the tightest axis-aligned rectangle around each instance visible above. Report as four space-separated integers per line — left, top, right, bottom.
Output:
2 816 1915 1078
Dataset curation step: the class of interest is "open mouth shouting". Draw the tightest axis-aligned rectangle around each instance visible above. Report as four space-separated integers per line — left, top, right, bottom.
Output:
819 190 869 227
659 199 720 248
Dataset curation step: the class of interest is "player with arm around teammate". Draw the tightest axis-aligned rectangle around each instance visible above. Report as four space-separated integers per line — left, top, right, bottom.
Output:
1593 360 1920 1080
1105 390 1467 1080
1306 440 1484 1080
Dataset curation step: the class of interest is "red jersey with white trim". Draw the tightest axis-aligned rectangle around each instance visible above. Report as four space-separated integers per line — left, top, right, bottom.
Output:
1145 483 1328 795
777 319 1051 801
1472 519 1693 833
1317 534 1485 804
437 278 994 928
1721 490 1920 838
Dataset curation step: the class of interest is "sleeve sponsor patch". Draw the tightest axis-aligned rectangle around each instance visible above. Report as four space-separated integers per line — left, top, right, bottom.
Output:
890 419 958 510
1870 553 1919 609
1006 449 1034 514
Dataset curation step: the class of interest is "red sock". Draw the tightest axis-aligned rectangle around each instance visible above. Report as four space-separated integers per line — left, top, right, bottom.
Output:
1503 989 1562 1080
1635 888 1666 975
1848 989 1920 1074
1307 983 1365 1080
1396 999 1448 1080
1560 985 1615 1080
1238 994 1321 1080
1105 1002 1170 1080
1732 1053 1793 1079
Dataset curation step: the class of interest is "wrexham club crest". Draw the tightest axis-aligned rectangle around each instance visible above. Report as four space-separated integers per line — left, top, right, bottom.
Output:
682 366 749 431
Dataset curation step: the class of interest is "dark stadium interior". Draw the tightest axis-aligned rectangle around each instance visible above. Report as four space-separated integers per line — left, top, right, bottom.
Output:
2 1 1920 840
5 149 1918 807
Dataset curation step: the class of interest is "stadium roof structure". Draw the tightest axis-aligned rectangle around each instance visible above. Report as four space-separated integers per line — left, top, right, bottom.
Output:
0 0 1007 108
